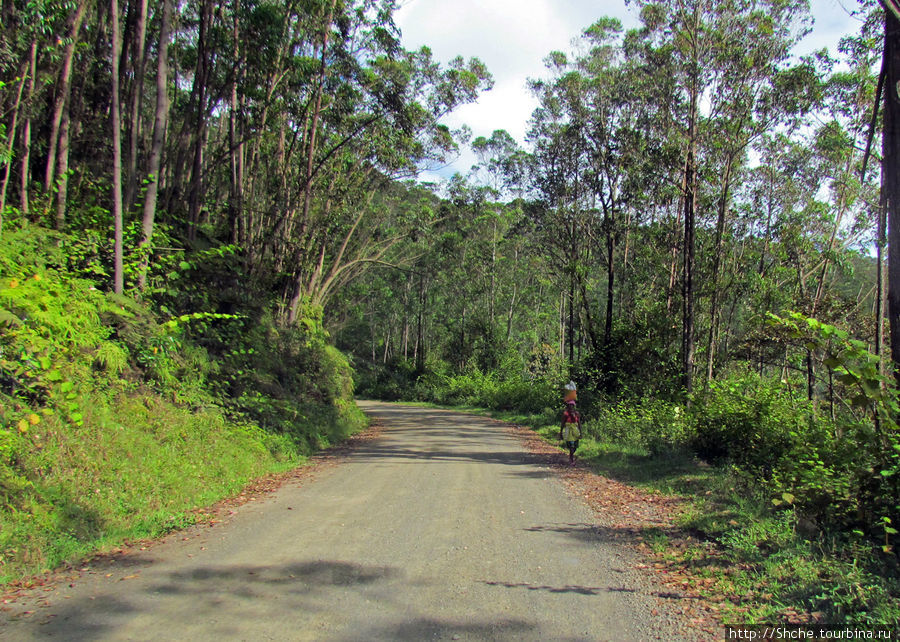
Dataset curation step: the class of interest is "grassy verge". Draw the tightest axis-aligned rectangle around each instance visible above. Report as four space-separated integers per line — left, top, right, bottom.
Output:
0 389 368 585
412 401 900 629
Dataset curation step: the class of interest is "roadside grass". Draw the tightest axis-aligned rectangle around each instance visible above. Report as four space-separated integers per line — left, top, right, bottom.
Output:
0 387 305 585
408 401 900 629
578 443 900 628
1 391 370 585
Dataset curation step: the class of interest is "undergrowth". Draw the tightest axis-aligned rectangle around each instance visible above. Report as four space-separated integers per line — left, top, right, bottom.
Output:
0 223 366 583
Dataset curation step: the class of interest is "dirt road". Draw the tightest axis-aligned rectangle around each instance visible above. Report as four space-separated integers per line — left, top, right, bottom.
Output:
0 402 700 641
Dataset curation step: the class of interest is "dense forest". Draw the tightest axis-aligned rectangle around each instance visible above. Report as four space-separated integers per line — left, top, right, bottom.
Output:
1 0 899 627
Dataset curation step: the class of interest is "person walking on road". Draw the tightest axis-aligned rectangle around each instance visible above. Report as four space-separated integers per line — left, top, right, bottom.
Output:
560 399 582 465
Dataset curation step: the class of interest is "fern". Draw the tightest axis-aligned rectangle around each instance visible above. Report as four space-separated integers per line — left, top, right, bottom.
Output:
94 342 129 375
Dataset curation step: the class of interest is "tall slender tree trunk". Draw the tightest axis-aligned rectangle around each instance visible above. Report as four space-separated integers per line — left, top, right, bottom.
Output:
705 158 735 384
604 208 615 349
886 6 900 377
44 0 87 195
681 0 702 397
288 0 337 324
416 272 426 372
0 65 27 235
228 0 245 246
489 219 496 329
20 40 37 218
54 91 73 230
137 0 172 290
877 174 887 377
758 168 775 276
667 180 684 314
124 0 148 213
568 271 575 365
187 0 213 241
402 276 410 358
620 206 631 315
111 0 125 294
559 290 565 359
682 110 698 394
506 247 519 343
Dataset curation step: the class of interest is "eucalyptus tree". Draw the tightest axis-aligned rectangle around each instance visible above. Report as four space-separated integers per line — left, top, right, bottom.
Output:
576 18 664 351
137 0 173 290
279 37 492 324
110 0 125 294
43 0 88 228
526 17 672 371
625 0 812 393
699 1 813 382
878 0 900 374
527 46 606 364
469 129 523 334
0 0 77 218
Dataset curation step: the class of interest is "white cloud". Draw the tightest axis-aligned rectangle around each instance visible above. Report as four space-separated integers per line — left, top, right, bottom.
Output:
396 0 865 182
799 0 866 56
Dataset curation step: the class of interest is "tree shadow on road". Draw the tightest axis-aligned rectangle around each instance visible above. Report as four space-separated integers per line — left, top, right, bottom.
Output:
0 560 400 640
481 579 637 596
336 616 543 641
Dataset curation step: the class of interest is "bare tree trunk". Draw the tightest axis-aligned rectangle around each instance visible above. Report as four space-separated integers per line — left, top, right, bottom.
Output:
682 119 697 394
111 0 125 294
506 246 519 342
228 0 244 245
44 0 88 195
681 1 701 397
20 40 37 218
137 0 172 290
877 174 887 377
759 166 775 276
705 158 735 384
124 0 149 213
885 3 900 376
568 271 575 365
187 0 213 241
619 206 631 315
54 92 73 230
604 209 615 349
402 276 410 358
559 290 565 359
489 219 496 329
287 0 337 324
666 185 683 314
382 317 392 364
416 272 426 372
370 299 377 363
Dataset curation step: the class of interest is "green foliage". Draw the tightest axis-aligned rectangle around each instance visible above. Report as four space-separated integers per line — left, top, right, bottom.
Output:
0 223 368 582
586 398 692 455
766 312 900 539
94 342 129 375
357 357 558 415
689 372 809 475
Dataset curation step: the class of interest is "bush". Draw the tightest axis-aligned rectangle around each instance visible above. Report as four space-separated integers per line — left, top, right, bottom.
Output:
585 398 692 454
355 356 558 415
689 372 808 476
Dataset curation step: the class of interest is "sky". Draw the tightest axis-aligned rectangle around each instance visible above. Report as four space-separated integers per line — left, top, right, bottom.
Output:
393 0 867 183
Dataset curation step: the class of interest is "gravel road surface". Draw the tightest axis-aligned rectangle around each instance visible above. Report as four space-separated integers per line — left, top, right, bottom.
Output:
0 401 702 641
